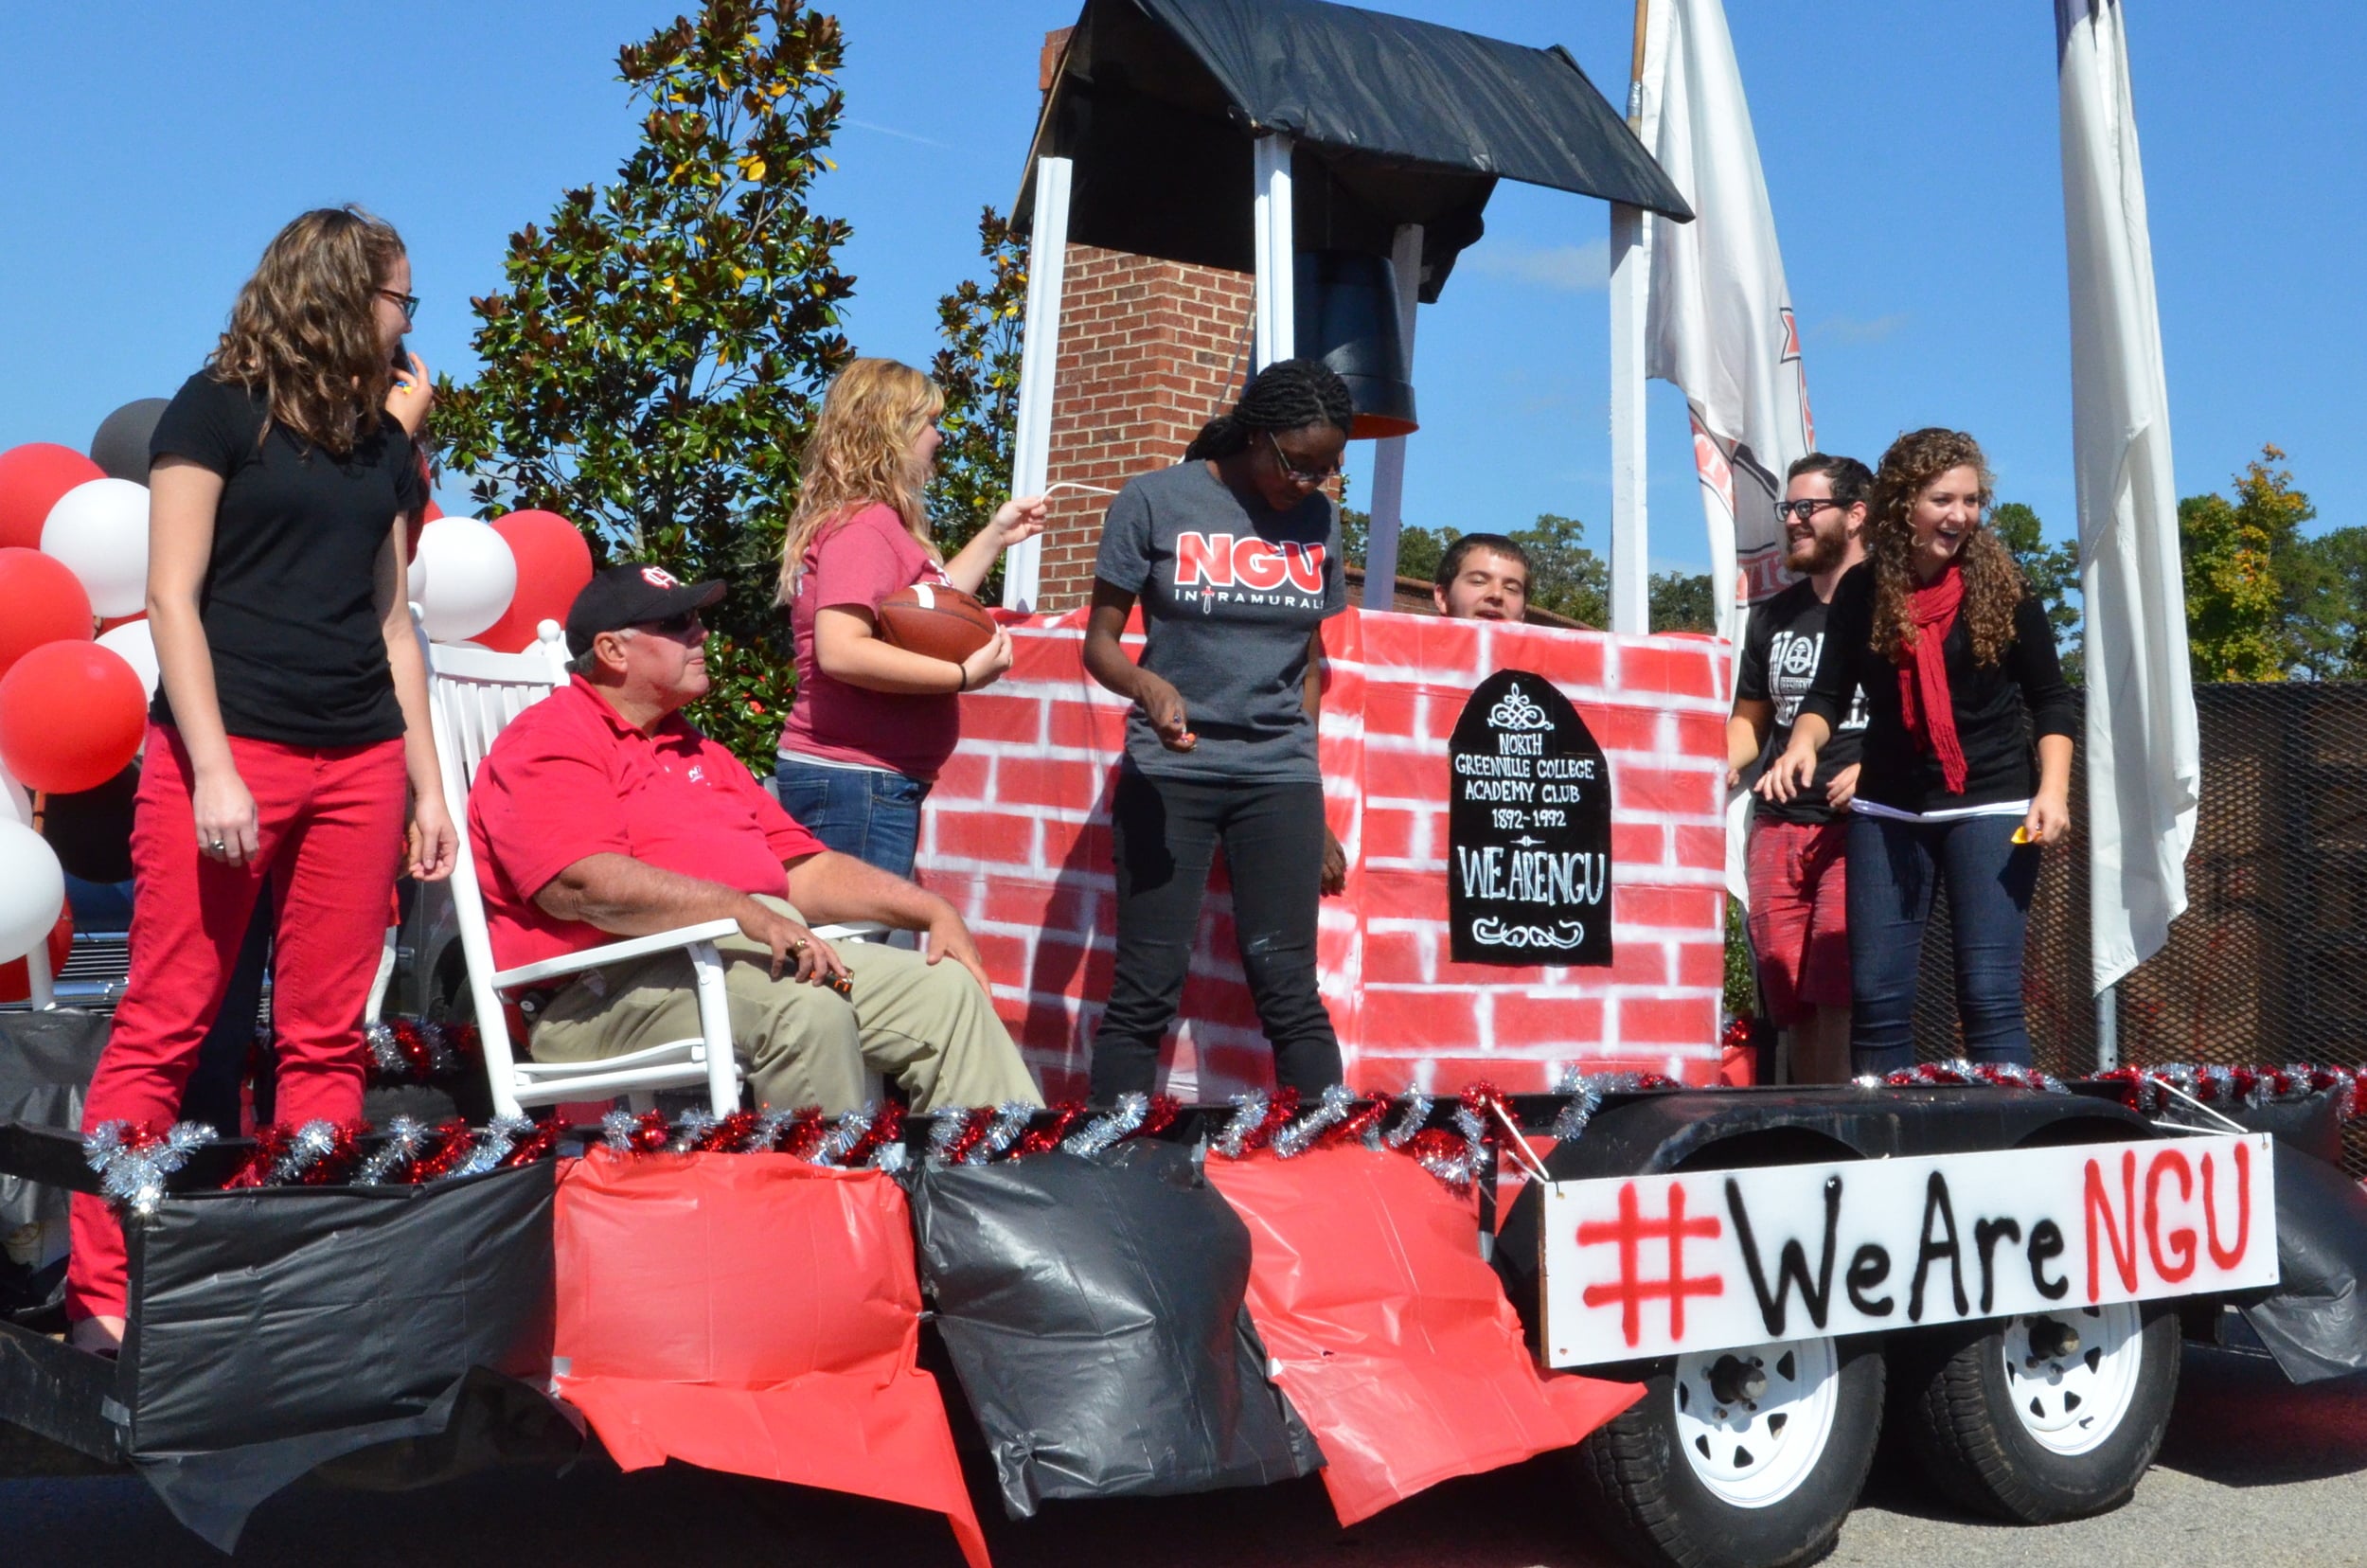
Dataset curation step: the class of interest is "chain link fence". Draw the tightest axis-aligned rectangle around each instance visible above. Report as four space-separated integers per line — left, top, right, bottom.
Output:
1910 682 2367 1171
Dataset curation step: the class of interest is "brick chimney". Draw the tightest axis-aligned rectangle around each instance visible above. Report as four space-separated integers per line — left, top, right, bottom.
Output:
1028 30 1256 610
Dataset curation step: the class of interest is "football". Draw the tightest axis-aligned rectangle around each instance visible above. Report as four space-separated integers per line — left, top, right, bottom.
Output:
876 581 998 665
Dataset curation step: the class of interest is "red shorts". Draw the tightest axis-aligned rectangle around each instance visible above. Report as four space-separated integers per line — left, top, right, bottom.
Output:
1745 817 1851 1027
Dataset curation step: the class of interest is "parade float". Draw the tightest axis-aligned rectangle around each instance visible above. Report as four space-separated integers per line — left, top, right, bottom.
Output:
4 4 2365 1568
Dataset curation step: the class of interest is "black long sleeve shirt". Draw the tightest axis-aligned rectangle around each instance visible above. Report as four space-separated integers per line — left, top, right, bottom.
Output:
1798 563 2076 814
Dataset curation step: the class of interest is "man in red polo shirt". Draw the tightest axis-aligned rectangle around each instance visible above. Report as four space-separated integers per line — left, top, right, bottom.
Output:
467 563 1041 1114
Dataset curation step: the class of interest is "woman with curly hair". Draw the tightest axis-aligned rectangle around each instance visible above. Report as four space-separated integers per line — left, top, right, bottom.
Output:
1762 428 2074 1073
1080 358 1353 1101
773 358 1045 877
67 207 455 1351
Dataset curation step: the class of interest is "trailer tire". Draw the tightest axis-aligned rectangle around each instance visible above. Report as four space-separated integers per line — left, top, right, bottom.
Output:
1898 1300 2179 1523
1571 1335 1883 1568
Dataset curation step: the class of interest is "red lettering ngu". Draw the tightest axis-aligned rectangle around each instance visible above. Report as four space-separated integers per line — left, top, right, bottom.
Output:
2144 1148 2197 1284
2084 1150 2140 1301
2202 1142 2252 1270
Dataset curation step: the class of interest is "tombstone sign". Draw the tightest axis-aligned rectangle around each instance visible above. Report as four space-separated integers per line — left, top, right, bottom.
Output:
1447 669 1612 967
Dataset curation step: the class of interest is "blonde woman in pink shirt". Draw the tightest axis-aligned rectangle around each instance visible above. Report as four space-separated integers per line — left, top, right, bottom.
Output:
772 359 1045 876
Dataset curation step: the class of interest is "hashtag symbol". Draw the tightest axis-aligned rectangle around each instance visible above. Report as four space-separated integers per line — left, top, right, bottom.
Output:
1578 1180 1726 1347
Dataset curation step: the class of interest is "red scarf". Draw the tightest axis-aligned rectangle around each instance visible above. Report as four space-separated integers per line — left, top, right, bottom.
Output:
1896 564 1968 793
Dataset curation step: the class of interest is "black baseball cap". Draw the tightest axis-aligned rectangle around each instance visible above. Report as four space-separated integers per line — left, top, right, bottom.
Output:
564 563 726 658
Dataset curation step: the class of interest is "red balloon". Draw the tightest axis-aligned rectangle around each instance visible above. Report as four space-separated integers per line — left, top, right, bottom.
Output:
0 901 74 1006
0 546 96 678
0 443 107 551
477 509 595 652
0 641 148 793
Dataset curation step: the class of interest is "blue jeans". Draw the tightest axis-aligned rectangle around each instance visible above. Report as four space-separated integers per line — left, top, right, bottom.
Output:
771 753 930 881
1845 811 2039 1076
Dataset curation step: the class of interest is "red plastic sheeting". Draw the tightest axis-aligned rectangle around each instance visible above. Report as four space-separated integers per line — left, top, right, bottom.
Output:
1206 1146 1642 1525
553 1151 988 1568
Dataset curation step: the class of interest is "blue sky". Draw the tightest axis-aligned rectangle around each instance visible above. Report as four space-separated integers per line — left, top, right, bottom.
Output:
1 1 2358 576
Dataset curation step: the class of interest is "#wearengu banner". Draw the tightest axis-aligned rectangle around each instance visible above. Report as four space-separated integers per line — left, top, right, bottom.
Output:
1539 1133 2275 1366
1640 0 1816 637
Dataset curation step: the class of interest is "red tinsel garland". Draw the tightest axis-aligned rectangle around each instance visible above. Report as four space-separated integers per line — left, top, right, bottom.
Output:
406 1118 480 1183
837 1101 906 1168
222 1125 293 1189
693 1110 762 1153
500 1119 568 1168
767 1113 833 1160
1013 1102 1087 1156
2093 1062 2367 1119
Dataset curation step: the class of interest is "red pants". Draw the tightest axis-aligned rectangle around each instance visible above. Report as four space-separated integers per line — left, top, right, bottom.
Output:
1745 816 1852 1028
68 726 408 1322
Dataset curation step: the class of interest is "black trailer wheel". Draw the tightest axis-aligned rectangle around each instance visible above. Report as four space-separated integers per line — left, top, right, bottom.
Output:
1573 1335 1884 1568
1898 1300 2179 1523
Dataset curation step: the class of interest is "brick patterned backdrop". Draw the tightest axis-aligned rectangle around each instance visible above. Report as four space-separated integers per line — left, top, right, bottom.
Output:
1035 246 1255 610
915 608 1735 1101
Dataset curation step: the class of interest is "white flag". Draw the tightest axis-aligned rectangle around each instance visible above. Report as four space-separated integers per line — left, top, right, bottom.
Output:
1638 0 1815 642
2058 0 2199 994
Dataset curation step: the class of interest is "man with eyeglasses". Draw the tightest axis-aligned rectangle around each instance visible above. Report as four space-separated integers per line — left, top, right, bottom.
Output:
464 562 1042 1114
1725 454 1873 1083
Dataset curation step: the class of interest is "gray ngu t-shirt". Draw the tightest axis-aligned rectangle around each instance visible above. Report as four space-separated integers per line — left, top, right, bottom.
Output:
1093 460 1347 782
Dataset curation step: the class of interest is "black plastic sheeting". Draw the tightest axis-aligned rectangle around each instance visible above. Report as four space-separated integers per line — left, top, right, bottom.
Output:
1019 0 1689 293
909 1139 1321 1517
0 1009 107 1232
0 1161 560 1549
2239 1140 2367 1384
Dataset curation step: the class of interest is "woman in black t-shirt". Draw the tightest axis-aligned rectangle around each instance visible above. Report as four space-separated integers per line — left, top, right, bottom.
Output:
1080 360 1353 1102
66 207 457 1353
1762 429 2075 1075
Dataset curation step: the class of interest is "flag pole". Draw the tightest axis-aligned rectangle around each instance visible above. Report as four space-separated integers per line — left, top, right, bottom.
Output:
1607 0 1653 634
1628 0 1650 125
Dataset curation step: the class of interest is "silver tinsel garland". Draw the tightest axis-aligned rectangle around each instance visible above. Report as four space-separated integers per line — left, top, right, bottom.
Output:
1213 1091 1272 1160
969 1101 1037 1165
1063 1094 1148 1158
1272 1084 1359 1159
357 1116 432 1185
84 1120 219 1217
1380 1090 1433 1149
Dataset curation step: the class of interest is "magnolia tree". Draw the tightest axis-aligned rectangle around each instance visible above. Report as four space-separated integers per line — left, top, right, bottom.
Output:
437 0 856 764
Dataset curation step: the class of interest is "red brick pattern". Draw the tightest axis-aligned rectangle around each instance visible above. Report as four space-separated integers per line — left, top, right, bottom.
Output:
916 610 1733 1101
1035 246 1256 611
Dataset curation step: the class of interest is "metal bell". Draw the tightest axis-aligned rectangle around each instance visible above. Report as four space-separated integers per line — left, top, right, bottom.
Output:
1293 250 1418 439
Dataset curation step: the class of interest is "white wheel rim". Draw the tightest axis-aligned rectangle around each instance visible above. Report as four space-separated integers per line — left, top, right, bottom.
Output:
2002 1302 2144 1456
1670 1337 1842 1508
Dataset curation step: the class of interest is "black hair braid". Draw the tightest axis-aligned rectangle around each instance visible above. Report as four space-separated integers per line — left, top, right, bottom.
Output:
1184 357 1355 461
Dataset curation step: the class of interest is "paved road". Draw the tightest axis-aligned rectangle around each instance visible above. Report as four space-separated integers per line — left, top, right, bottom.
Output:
9 1345 2366 1567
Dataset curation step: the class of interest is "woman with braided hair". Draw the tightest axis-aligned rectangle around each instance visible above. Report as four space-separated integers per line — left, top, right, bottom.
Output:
1081 358 1353 1100
1762 428 2075 1074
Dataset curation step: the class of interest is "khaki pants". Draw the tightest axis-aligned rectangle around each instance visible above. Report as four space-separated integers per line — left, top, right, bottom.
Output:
529 897 1041 1114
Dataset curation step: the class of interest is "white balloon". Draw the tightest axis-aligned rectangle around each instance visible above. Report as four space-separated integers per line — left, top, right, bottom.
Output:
42 476 151 618
415 516 517 643
0 820 65 966
96 618 160 701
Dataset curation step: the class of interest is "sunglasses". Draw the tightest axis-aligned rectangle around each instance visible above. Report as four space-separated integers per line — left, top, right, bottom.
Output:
1265 431 1342 487
632 610 704 639
378 288 419 324
1774 498 1842 524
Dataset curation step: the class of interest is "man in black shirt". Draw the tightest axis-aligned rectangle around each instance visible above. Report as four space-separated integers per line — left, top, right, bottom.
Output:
1726 454 1872 1082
